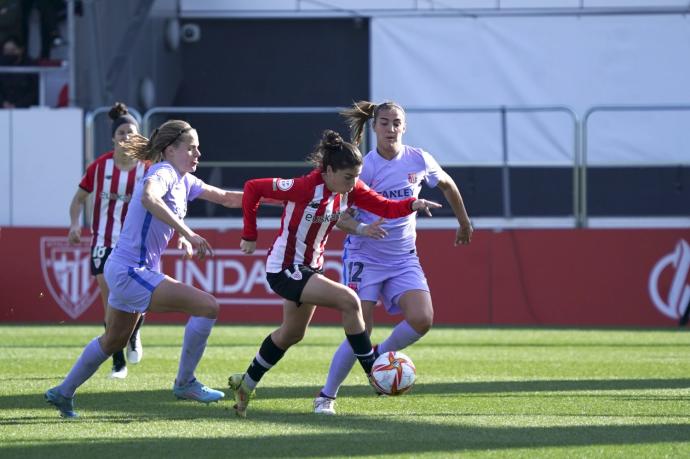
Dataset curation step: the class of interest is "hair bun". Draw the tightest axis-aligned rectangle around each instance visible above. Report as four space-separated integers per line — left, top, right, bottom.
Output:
108 102 129 121
322 129 343 151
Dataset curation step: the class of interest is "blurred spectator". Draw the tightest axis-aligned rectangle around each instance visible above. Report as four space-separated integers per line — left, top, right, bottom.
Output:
21 0 65 60
0 0 24 47
0 36 38 108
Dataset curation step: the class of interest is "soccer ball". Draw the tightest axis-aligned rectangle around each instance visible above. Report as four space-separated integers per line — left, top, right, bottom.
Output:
370 351 416 396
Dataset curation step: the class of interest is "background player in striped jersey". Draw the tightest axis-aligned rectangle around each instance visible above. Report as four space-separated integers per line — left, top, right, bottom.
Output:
67 102 147 379
228 129 442 417
313 100 473 415
46 119 243 418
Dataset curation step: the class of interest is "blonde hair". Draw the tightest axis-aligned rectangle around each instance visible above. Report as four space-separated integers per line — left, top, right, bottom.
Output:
120 119 193 163
339 100 406 146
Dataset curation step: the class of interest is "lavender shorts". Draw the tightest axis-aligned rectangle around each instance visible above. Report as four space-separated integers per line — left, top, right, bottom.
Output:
104 259 165 313
342 255 429 315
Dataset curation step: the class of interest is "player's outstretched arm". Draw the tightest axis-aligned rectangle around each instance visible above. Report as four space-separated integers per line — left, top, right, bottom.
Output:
411 198 442 216
177 236 194 259
436 170 473 245
198 183 243 208
68 188 90 244
240 239 256 254
336 211 387 239
142 180 213 259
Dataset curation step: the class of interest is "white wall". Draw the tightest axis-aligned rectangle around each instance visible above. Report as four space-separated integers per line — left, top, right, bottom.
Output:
0 111 10 224
371 15 690 165
2 108 83 226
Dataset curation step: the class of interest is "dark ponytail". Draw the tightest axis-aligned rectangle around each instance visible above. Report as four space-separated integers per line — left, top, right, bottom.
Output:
307 129 363 172
109 102 139 137
340 100 406 146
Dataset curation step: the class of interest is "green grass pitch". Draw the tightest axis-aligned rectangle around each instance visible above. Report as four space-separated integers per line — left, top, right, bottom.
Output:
1 324 689 458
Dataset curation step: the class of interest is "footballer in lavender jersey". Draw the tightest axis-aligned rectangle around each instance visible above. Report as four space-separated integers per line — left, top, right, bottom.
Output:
45 120 243 418
108 161 204 272
314 100 473 416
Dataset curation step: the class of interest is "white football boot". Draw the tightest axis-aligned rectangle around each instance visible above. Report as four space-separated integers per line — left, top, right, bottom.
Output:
313 396 336 415
126 330 143 364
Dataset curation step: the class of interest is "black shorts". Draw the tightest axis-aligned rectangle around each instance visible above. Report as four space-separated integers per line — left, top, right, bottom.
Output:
266 265 322 304
90 246 113 275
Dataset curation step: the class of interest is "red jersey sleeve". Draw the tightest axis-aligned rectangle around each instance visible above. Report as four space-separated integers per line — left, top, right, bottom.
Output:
242 176 309 241
351 179 415 218
78 158 100 193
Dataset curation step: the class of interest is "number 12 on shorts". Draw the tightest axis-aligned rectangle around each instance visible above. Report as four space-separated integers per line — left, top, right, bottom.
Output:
346 261 364 291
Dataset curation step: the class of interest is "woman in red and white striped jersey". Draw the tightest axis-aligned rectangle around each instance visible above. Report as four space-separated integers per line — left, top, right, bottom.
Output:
227 129 441 417
67 102 147 379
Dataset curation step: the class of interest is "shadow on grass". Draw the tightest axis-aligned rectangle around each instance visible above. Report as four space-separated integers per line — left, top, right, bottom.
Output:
2 408 690 458
4 378 690 415
415 342 689 348
332 378 690 398
2 377 689 413
411 378 690 395
0 378 688 457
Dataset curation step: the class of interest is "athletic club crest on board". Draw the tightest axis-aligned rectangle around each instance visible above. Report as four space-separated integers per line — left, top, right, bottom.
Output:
40 237 99 319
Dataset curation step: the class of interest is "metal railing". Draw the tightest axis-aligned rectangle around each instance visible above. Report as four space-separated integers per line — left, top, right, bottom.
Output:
180 1 690 18
143 106 346 168
84 106 143 166
0 64 68 106
84 103 690 227
581 104 690 227
404 105 579 222
141 104 579 222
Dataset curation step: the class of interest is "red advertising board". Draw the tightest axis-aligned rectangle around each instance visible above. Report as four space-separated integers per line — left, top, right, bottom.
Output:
0 227 688 327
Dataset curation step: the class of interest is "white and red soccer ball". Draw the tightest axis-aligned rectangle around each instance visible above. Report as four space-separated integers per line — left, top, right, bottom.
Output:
370 351 416 396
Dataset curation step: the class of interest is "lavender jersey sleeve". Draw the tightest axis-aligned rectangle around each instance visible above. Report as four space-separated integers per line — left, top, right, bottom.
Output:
420 148 443 188
109 162 206 271
185 174 205 201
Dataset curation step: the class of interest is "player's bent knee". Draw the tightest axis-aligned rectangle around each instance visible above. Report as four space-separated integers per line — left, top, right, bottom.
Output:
337 290 361 314
187 291 219 318
409 314 433 335
282 331 305 347
200 294 219 319
100 333 130 355
274 326 306 347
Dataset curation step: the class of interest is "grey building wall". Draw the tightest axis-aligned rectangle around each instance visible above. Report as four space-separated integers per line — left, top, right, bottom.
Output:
74 0 181 111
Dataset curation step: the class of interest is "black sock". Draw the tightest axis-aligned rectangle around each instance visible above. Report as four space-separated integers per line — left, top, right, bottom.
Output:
112 349 126 369
346 331 375 374
246 334 286 384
